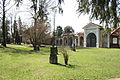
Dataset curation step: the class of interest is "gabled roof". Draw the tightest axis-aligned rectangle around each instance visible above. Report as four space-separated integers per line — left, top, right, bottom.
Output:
83 22 103 29
111 26 120 35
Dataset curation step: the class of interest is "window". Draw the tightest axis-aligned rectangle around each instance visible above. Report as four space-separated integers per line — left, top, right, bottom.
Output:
113 38 117 44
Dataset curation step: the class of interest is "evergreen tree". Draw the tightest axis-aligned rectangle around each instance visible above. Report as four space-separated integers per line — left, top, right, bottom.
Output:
18 17 22 44
5 20 11 43
56 26 63 38
77 0 120 28
64 26 74 33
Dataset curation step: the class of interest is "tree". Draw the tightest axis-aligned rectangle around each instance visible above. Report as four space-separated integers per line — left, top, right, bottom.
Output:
26 0 63 50
15 0 64 50
13 19 18 44
56 26 63 38
0 30 2 43
1 0 7 47
30 0 51 50
55 26 63 45
23 20 51 50
7 13 14 43
5 19 11 43
77 0 120 28
64 26 74 33
0 0 18 47
18 16 22 44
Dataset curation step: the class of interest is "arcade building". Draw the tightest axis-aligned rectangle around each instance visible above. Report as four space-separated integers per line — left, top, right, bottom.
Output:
58 22 120 48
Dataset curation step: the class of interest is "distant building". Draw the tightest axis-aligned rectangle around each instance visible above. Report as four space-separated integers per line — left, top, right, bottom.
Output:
58 32 84 47
58 22 120 48
77 32 84 47
83 22 120 48
110 27 120 48
83 22 105 48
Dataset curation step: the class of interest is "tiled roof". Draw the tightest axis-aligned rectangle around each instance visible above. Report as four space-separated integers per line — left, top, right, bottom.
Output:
77 32 84 35
62 33 76 36
111 26 120 34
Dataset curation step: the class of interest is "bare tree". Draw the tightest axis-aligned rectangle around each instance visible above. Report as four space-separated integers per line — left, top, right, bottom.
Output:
28 0 51 50
14 0 63 50
23 20 51 51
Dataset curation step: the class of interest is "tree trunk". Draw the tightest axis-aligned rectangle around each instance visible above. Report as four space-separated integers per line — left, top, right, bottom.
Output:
33 43 40 51
2 0 6 47
33 6 40 51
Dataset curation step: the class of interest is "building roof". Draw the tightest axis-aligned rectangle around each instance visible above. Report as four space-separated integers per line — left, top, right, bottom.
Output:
83 22 103 29
62 33 76 36
62 32 80 37
77 32 84 36
111 26 120 35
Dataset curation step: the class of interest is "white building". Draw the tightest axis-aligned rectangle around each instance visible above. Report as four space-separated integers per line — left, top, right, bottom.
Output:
83 22 110 48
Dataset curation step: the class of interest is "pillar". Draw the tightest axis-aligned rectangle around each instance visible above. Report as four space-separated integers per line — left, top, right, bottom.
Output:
75 38 77 46
84 30 86 47
119 37 120 47
62 38 64 46
78 36 80 46
107 32 110 48
96 28 100 48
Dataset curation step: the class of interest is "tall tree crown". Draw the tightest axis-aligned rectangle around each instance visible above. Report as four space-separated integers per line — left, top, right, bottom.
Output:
64 26 74 33
77 0 120 28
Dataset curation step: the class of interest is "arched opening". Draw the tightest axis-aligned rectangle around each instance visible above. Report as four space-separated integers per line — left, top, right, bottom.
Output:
60 39 62 45
80 36 84 47
87 33 96 47
63 37 67 46
68 37 73 46
75 38 78 46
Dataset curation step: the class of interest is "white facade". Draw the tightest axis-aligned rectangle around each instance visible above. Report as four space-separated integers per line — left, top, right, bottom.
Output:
83 23 104 48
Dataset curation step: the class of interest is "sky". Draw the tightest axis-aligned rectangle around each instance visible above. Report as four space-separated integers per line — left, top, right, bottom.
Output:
55 0 100 33
6 0 100 33
55 0 89 32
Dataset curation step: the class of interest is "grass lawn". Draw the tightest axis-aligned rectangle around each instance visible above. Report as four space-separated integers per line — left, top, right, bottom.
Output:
0 44 120 80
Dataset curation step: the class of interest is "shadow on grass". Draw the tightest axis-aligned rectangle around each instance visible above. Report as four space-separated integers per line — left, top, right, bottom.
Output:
6 47 33 54
56 63 76 68
102 47 120 49
76 47 94 49
2 47 49 55
0 45 6 48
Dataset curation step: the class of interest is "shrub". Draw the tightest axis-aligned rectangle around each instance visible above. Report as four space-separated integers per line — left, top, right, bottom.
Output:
60 47 69 65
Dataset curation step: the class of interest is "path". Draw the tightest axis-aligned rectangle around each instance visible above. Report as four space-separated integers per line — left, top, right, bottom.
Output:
108 78 120 80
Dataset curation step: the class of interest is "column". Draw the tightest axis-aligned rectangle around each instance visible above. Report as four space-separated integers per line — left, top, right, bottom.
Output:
75 38 77 46
78 36 80 46
62 38 64 46
96 29 100 48
119 37 120 47
84 30 86 47
107 32 110 48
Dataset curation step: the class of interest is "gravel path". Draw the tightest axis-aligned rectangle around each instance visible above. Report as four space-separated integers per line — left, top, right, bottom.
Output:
108 78 120 80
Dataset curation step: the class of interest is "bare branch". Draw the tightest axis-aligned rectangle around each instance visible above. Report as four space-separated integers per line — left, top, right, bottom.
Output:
2 0 4 3
0 5 3 9
5 0 11 7
0 17 2 19
5 2 17 12
0 0 3 5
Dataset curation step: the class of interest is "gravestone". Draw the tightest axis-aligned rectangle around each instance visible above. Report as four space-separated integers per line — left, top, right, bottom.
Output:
49 46 58 64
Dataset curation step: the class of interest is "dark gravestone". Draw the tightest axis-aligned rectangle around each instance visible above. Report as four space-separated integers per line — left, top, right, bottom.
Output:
49 46 58 64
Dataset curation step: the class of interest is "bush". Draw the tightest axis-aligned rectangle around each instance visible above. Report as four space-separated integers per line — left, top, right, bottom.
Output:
60 47 69 65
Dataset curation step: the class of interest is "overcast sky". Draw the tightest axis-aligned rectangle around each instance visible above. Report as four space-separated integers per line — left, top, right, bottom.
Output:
55 0 101 33
13 0 100 33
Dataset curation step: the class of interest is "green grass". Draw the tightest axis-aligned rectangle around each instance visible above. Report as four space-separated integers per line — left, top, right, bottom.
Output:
0 44 120 80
